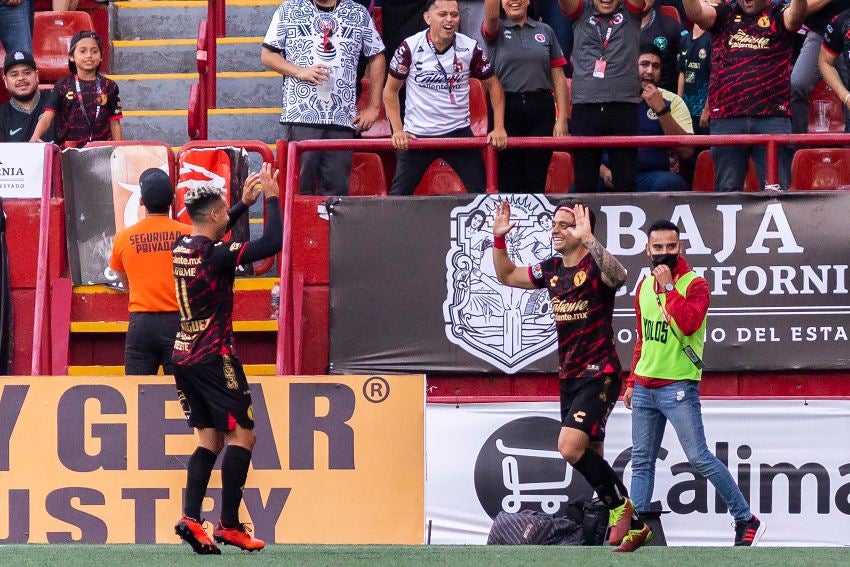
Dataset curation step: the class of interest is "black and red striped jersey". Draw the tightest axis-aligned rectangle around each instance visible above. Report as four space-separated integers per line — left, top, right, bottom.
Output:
529 253 621 380
171 235 248 365
707 2 794 119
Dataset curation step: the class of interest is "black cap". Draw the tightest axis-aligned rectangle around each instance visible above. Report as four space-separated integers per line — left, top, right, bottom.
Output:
139 168 174 210
68 30 101 74
3 51 36 74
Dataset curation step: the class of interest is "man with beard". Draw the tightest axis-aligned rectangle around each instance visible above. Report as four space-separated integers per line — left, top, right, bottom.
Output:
491 199 652 553
624 220 764 546
684 0 805 190
600 43 692 191
0 51 52 143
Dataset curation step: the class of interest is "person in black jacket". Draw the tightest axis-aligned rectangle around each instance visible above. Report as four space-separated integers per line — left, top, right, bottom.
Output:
0 51 53 143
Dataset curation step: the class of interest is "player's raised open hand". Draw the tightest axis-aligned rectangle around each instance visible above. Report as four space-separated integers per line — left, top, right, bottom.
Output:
492 200 516 237
259 162 280 199
567 203 593 244
241 172 263 206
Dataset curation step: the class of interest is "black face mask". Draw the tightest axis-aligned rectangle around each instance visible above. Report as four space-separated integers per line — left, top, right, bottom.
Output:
651 254 678 270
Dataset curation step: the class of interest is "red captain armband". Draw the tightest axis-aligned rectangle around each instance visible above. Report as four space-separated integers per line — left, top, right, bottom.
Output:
494 235 507 249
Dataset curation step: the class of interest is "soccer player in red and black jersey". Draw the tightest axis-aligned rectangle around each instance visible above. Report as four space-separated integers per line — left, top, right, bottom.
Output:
492 200 652 552
171 163 281 554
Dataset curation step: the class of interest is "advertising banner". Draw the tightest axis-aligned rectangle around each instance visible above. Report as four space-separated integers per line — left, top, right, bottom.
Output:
426 399 850 546
62 145 251 286
329 193 850 373
175 147 250 247
0 143 45 199
62 144 172 286
0 375 425 544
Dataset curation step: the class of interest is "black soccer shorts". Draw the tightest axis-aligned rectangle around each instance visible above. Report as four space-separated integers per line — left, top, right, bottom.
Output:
559 374 621 442
174 354 255 431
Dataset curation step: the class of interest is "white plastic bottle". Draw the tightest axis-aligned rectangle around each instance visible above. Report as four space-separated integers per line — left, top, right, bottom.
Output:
316 66 335 103
270 283 280 320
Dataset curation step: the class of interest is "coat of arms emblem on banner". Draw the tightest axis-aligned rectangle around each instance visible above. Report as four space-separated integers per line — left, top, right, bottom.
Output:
442 194 558 373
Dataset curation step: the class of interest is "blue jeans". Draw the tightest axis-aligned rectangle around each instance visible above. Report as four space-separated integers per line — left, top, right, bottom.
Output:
710 116 792 191
636 170 687 192
629 381 752 522
0 0 33 55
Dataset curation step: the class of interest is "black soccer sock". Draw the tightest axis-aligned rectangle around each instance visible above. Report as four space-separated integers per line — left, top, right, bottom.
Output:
220 445 252 528
184 446 218 520
571 449 626 510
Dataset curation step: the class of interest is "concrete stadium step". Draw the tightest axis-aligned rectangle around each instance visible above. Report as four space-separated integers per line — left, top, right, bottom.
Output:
121 107 280 146
113 0 278 41
111 38 266 75
109 71 280 110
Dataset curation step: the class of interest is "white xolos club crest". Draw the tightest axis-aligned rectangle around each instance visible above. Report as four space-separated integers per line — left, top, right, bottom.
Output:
443 194 558 374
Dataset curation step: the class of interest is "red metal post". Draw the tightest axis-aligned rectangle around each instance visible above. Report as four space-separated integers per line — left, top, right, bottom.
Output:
766 140 779 187
484 144 498 193
277 141 300 375
206 0 218 110
32 144 56 375
215 0 226 38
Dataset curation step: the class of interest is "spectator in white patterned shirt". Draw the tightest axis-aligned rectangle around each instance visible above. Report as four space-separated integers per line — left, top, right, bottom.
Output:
261 0 385 196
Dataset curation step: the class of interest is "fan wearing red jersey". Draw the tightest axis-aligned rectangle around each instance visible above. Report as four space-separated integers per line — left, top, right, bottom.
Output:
491 200 651 553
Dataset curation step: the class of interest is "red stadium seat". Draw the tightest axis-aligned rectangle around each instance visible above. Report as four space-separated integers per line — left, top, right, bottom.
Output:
357 77 392 138
469 77 488 137
659 5 682 24
349 152 388 196
188 83 202 140
414 159 468 195
808 80 845 133
692 150 760 192
34 11 96 82
545 151 574 194
790 148 850 190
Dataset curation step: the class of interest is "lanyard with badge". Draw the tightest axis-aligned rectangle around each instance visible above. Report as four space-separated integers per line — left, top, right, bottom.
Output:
653 278 705 369
426 30 459 104
73 74 104 143
592 10 625 79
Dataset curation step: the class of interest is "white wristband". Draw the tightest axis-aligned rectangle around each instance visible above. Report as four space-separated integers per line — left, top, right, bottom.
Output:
844 93 850 106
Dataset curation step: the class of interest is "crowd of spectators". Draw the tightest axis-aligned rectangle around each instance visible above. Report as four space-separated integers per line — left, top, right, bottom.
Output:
261 0 850 195
7 0 850 193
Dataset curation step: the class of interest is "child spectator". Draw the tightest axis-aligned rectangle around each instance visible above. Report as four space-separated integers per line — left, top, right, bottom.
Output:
30 30 122 147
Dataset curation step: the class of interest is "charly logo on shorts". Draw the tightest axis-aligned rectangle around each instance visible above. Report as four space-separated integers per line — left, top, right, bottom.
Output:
473 417 593 518
442 194 557 374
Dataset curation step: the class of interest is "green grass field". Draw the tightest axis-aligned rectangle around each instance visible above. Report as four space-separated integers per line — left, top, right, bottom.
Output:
0 545 846 566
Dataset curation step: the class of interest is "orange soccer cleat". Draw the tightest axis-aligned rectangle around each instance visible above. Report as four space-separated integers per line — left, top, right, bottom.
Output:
175 515 221 555
213 521 266 552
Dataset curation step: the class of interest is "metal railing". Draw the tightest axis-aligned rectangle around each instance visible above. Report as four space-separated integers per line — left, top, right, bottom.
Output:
31 143 62 375
189 0 226 140
274 132 850 374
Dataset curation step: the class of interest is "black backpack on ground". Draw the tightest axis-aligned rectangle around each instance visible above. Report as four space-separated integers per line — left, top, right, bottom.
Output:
487 509 584 546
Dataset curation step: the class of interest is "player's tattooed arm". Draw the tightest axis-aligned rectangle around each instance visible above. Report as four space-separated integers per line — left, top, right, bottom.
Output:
584 237 628 289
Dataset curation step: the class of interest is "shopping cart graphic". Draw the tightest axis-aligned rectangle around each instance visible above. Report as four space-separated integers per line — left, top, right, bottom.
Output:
496 438 573 514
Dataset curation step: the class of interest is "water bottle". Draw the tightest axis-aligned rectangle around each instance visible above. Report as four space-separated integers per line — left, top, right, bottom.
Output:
270 283 280 320
316 66 335 103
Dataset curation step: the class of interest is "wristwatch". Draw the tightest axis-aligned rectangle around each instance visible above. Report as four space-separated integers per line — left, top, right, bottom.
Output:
664 283 675 293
